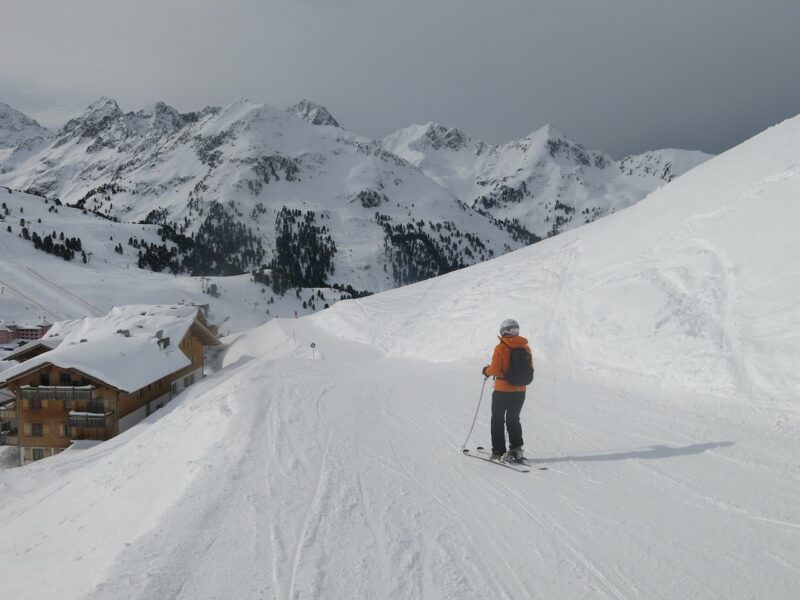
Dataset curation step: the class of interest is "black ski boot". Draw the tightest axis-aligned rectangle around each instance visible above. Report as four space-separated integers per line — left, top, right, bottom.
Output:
505 447 524 462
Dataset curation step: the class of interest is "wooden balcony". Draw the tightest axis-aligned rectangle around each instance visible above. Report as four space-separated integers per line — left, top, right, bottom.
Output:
0 403 16 420
68 412 113 441
0 429 18 445
68 412 112 429
19 386 95 402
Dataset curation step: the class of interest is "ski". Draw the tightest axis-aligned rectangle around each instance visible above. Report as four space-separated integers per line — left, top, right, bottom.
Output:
476 447 549 471
461 447 530 472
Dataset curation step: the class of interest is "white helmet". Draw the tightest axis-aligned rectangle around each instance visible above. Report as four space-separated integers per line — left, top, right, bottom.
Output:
499 318 519 337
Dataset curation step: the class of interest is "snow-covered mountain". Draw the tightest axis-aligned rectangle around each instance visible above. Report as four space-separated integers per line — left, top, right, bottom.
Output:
0 98 711 300
0 98 522 294
383 122 712 238
1 111 797 599
0 103 54 173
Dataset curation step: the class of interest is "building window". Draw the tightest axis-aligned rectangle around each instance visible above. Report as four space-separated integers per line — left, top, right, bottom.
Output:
32 448 45 461
184 373 194 388
88 399 105 413
63 399 72 411
31 398 42 410
40 373 50 386
31 423 43 437
171 383 178 396
59 372 71 385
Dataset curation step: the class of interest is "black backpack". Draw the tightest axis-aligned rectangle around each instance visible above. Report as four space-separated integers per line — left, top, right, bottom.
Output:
504 347 534 386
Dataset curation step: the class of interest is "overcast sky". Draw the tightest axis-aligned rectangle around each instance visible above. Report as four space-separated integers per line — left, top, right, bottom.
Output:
2 0 799 157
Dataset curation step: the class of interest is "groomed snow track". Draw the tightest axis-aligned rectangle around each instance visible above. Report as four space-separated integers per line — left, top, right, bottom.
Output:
1 316 798 600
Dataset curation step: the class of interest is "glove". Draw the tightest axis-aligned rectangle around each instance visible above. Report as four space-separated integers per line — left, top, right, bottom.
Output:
482 366 490 378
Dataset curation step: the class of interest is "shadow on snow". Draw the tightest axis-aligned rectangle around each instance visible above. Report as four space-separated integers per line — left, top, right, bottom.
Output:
532 441 735 464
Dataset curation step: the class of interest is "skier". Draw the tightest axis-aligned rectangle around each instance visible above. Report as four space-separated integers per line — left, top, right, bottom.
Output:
482 319 534 462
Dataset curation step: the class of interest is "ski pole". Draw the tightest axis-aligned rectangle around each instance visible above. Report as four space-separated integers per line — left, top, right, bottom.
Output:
460 377 488 451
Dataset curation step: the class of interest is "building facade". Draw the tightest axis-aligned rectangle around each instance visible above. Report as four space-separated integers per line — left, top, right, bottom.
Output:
0 322 52 344
0 305 217 465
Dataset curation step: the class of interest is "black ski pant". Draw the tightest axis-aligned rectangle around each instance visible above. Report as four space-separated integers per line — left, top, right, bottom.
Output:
491 390 525 454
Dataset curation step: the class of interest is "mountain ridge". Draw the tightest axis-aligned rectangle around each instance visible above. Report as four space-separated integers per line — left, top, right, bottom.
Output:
383 120 713 238
0 97 711 295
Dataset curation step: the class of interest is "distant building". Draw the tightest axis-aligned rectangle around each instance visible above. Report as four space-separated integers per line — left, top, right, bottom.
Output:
0 304 218 465
0 321 52 344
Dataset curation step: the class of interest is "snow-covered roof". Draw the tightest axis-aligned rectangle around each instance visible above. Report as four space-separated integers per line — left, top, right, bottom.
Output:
8 322 50 330
2 338 63 361
2 316 94 361
59 304 201 347
40 317 86 340
0 304 203 392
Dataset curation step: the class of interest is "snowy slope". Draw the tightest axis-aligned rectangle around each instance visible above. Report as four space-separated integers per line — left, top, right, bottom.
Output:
350 116 800 403
0 188 349 332
383 122 712 238
1 114 798 600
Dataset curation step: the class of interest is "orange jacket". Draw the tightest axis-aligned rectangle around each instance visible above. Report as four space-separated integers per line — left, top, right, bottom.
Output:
485 335 533 392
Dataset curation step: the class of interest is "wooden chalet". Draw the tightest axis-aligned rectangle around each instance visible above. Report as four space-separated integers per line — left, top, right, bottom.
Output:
0 304 218 465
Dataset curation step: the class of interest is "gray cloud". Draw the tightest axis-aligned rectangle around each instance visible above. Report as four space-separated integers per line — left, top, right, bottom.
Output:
2 0 799 156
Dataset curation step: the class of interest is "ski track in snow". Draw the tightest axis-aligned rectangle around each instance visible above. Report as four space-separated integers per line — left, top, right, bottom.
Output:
18 262 104 316
1 316 799 599
0 271 62 320
0 258 104 321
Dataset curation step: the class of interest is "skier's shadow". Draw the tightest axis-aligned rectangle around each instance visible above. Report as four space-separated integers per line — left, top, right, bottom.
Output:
531 441 735 464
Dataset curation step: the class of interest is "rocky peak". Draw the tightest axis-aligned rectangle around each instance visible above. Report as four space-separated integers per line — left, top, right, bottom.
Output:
419 122 471 152
0 102 53 149
180 105 221 124
82 97 123 121
57 97 125 141
513 124 595 167
129 101 185 133
618 149 712 183
287 100 340 128
383 122 477 160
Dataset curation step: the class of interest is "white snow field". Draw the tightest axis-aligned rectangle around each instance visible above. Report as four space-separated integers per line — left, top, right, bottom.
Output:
0 187 350 332
1 112 800 600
